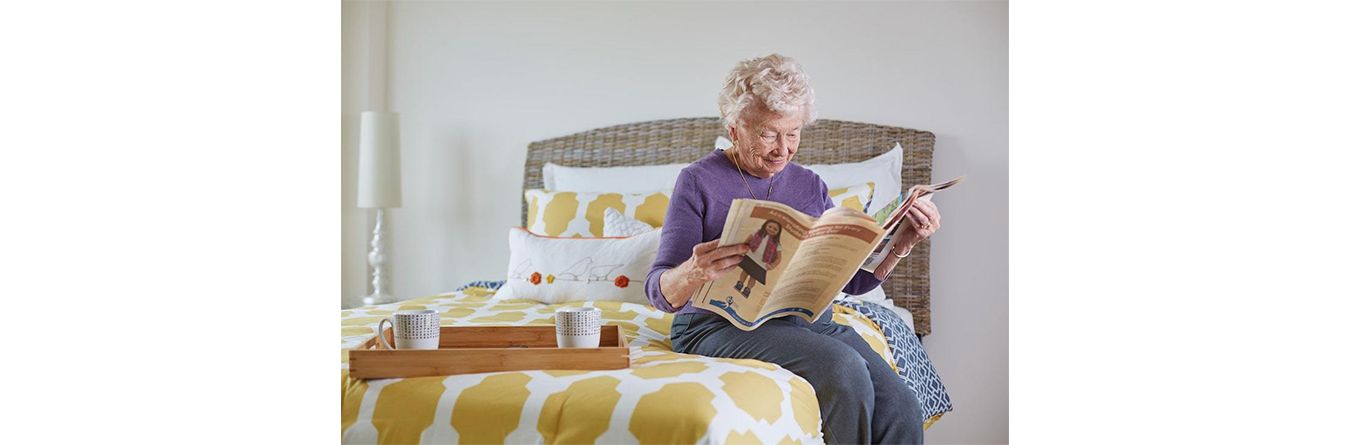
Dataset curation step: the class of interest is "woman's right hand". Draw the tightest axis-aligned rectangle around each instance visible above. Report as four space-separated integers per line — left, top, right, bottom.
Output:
659 240 749 308
678 240 750 282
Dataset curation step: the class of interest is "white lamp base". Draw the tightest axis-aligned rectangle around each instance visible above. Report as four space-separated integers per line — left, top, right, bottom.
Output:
362 292 398 306
364 208 396 307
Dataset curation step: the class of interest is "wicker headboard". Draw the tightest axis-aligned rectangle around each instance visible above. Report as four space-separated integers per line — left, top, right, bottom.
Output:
522 117 936 336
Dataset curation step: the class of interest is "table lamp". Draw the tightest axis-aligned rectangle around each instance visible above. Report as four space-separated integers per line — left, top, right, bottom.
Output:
357 111 402 306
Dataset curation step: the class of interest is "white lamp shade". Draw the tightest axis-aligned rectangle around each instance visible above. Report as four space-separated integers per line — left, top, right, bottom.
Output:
357 111 402 208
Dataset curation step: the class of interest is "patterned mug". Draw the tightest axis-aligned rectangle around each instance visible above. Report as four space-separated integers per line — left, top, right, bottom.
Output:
377 309 441 350
555 307 601 348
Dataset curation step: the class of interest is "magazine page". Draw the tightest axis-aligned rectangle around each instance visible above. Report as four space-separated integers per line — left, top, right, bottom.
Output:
759 206 885 324
691 199 816 330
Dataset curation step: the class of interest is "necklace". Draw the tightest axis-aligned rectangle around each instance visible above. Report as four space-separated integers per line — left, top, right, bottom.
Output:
729 148 773 200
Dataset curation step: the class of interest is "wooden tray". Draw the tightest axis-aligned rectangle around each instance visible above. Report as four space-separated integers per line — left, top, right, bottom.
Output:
348 325 629 379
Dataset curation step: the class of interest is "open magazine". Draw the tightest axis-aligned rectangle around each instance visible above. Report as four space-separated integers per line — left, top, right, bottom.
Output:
691 175 964 331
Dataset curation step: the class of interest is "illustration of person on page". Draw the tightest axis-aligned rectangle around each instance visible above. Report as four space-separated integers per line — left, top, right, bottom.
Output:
734 219 783 297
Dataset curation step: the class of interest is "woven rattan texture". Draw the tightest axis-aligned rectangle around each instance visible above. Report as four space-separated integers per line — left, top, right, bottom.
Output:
522 117 936 336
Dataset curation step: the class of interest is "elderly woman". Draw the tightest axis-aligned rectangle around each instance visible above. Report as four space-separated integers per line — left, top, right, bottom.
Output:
644 54 941 444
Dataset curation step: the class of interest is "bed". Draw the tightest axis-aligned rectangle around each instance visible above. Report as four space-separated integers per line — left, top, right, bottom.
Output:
341 118 949 444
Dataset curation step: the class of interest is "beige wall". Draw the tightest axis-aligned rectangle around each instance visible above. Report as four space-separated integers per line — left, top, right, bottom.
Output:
342 1 1007 443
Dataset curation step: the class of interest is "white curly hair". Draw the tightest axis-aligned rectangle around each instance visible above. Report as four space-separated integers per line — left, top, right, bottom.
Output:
718 54 817 132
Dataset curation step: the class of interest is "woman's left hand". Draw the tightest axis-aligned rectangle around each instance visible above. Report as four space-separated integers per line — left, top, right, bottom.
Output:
872 199 942 280
898 199 941 247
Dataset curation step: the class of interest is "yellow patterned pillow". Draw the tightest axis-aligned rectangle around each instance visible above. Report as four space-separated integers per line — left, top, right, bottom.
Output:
524 189 671 237
829 182 877 213
526 182 874 237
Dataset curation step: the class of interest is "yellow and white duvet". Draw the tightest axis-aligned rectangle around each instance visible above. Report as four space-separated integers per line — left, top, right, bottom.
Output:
341 289 894 445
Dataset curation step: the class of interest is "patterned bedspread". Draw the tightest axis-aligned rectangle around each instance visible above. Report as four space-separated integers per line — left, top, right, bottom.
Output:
341 286 939 444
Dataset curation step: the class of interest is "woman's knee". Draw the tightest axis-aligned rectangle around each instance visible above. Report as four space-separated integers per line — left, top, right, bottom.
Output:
890 379 925 440
898 398 925 442
796 342 872 390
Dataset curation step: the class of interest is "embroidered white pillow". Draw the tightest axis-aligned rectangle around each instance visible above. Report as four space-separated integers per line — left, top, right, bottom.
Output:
494 228 661 304
603 207 655 237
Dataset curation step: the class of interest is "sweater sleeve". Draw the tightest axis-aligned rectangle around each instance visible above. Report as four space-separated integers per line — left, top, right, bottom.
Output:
645 169 705 313
820 177 885 295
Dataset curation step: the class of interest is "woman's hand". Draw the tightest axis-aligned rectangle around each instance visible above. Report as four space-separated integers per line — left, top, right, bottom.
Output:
680 240 750 281
872 199 942 280
659 240 749 308
898 199 941 246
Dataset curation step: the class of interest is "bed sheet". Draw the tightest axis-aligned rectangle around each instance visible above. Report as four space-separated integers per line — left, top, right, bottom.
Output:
341 289 896 444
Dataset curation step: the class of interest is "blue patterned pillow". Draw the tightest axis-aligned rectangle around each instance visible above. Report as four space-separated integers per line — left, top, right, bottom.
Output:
835 299 954 424
455 280 505 292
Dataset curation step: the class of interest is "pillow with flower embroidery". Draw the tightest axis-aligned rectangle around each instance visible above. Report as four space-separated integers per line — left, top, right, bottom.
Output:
493 227 661 304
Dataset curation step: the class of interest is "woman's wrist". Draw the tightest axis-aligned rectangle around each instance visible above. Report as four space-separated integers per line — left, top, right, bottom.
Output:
670 260 697 286
872 241 912 281
660 262 698 307
896 231 922 256
894 243 913 258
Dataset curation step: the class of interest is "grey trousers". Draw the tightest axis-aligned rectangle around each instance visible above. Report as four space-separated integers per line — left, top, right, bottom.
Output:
670 308 924 445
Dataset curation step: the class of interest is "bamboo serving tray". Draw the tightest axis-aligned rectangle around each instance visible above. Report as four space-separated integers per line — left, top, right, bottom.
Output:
348 325 629 379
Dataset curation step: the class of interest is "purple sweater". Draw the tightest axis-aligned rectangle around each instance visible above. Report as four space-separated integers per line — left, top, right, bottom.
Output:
645 149 883 315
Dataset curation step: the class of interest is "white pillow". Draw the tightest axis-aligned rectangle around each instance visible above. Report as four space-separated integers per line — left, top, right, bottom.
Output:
603 207 655 237
837 286 916 332
806 142 905 218
542 162 686 193
494 228 661 304
846 285 890 305
541 138 729 192
547 137 903 215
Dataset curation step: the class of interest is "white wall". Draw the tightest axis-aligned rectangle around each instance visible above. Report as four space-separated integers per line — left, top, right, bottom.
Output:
342 0 387 310
342 1 1007 443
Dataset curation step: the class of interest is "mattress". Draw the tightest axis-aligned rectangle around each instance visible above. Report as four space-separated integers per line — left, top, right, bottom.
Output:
340 288 897 444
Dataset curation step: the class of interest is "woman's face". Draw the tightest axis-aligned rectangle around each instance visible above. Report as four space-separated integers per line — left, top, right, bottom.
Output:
730 102 803 178
765 221 781 236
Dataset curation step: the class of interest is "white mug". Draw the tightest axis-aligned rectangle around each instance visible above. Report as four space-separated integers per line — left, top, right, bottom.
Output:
555 307 602 348
377 309 441 350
